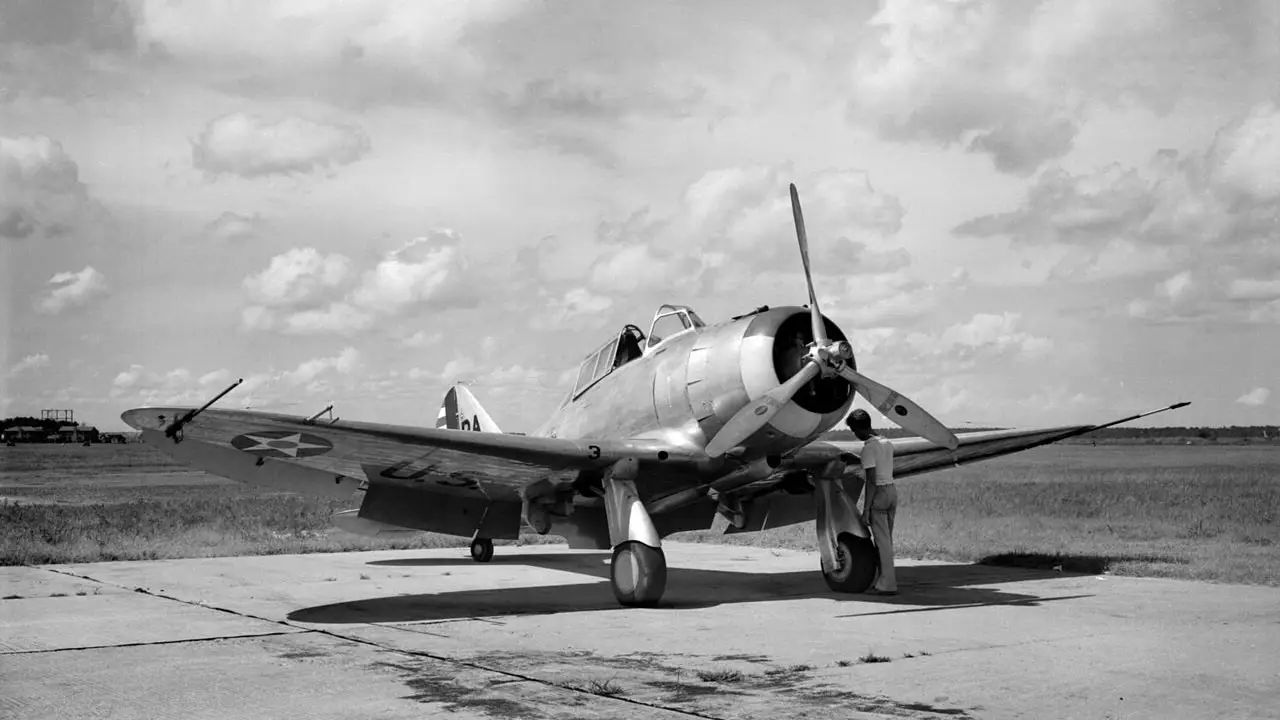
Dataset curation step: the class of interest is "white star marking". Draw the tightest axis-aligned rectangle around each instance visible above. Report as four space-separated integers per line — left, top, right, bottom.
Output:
237 433 329 458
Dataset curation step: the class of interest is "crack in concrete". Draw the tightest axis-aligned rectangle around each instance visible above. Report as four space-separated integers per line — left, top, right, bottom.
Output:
31 564 725 720
1 630 300 656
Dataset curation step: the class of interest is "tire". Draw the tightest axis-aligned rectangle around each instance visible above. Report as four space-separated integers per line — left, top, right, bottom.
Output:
610 541 667 607
822 532 879 593
470 538 494 563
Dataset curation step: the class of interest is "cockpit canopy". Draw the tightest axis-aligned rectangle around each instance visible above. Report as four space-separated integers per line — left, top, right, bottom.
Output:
570 324 646 400
646 304 705 349
565 305 708 402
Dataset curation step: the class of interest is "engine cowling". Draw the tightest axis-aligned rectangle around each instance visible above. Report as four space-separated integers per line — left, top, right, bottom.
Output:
684 306 855 457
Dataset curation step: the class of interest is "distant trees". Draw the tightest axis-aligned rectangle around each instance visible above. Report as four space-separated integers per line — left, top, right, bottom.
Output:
1 416 64 434
823 425 1278 441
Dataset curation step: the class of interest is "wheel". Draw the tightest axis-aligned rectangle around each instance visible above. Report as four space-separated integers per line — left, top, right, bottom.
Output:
610 541 667 607
822 532 879 593
470 537 494 563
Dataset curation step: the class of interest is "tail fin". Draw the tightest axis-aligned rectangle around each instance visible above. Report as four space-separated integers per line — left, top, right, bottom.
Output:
437 384 502 433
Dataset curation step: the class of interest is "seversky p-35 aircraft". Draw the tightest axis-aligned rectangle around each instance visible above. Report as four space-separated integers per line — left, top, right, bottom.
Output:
123 184 1188 607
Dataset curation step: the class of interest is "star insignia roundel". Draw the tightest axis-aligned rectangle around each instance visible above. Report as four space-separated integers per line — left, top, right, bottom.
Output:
230 430 334 459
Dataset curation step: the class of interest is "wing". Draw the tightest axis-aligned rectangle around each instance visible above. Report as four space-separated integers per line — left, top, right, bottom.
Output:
785 402 1190 480
121 407 707 504
715 403 1189 534
793 425 1094 479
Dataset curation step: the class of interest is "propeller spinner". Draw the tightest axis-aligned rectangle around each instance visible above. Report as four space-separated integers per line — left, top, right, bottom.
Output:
704 184 960 457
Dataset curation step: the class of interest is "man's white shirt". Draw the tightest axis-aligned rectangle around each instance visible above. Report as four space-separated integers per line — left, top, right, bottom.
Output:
860 435 894 485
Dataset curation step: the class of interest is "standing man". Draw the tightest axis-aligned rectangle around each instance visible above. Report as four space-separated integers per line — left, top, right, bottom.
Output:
847 409 897 595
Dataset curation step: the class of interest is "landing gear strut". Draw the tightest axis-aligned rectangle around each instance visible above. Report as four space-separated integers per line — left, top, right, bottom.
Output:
470 537 494 563
602 457 666 606
814 459 878 593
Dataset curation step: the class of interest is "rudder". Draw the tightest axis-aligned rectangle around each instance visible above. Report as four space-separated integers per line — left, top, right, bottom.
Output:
437 384 503 433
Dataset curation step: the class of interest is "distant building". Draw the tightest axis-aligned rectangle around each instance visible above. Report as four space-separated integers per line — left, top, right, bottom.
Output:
2 426 45 443
56 424 100 443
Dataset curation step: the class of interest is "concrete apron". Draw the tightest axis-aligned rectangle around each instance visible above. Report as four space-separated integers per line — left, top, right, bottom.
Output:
3 542 1278 720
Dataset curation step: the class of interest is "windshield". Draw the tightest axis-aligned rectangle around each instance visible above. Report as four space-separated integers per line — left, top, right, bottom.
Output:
646 304 703 348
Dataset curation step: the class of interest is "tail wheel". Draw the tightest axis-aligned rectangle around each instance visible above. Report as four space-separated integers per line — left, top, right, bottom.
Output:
823 532 878 593
610 541 667 607
470 537 494 563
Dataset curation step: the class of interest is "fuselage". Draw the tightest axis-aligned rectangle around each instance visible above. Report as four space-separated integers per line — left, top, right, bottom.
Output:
535 306 855 463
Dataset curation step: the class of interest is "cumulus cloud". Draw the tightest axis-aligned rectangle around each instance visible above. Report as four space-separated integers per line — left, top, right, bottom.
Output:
111 364 145 392
7 353 50 377
1127 268 1280 324
206 211 262 242
534 287 614 330
924 312 1054 361
517 234 600 284
852 312 1053 380
243 248 352 308
0 135 89 239
244 301 372 336
849 0 1280 174
192 113 370 178
109 364 211 403
129 0 716 163
242 231 476 335
134 0 522 69
823 268 969 328
401 330 442 348
572 164 913 305
241 248 368 334
680 166 905 270
1206 103 1280 201
486 364 546 385
349 231 475 314
279 303 373 335
37 266 107 313
112 353 359 408
957 104 1280 321
1236 387 1270 407
281 347 361 387
198 369 231 386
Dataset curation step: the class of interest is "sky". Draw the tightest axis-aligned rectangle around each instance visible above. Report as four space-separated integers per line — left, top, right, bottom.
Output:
1 0 1277 433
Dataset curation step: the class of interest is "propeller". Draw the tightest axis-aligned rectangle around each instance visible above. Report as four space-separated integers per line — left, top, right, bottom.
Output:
835 366 956 449
791 183 828 348
704 362 820 457
704 183 960 457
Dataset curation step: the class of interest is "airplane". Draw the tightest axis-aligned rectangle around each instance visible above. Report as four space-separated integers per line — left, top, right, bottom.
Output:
121 184 1189 608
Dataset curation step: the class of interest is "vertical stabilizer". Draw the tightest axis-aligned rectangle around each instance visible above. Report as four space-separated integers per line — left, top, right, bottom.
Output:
437 385 503 433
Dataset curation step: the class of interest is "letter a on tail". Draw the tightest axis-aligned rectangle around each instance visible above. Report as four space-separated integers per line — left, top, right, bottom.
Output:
438 385 503 433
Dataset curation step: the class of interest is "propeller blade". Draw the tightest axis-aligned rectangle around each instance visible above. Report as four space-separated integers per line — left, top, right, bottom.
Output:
837 366 960 450
790 183 828 347
705 362 821 457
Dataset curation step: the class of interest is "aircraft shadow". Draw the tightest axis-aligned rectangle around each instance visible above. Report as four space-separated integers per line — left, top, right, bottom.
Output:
287 551 1094 625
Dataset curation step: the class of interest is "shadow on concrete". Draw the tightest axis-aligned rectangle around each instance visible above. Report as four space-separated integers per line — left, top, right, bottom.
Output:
980 551 1191 574
288 551 1094 624
369 552 606 568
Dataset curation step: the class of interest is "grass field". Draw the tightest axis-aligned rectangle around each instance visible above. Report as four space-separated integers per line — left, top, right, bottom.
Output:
3 442 1278 585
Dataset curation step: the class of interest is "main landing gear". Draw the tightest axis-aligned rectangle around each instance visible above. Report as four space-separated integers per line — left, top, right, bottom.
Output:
470 537 494 563
814 459 879 593
822 533 878 592
602 457 667 607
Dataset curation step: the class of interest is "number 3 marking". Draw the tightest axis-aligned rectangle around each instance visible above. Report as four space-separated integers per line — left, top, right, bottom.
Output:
588 445 601 459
